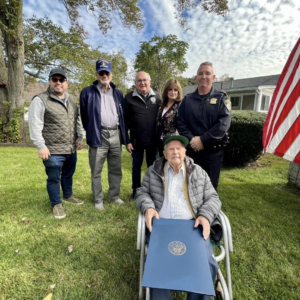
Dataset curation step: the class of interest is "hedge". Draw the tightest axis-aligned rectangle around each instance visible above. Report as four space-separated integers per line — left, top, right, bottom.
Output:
223 110 267 167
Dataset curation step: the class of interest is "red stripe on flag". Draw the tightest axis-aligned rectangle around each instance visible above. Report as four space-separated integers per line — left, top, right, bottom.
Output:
264 52 300 147
263 38 300 149
267 80 300 147
273 114 300 157
293 151 300 165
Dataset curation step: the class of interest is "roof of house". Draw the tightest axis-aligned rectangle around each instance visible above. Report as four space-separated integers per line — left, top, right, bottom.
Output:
182 74 280 95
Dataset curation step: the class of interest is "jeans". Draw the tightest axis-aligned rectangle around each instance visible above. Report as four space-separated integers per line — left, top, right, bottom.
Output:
132 144 157 194
43 152 77 207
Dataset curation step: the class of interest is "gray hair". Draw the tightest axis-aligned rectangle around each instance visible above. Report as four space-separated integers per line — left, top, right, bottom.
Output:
135 71 151 82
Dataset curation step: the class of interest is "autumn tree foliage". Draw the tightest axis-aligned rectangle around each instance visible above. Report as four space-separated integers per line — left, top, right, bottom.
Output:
0 0 229 142
134 35 189 94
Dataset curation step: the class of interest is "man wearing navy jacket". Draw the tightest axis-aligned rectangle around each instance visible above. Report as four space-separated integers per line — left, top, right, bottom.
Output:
177 62 231 190
80 59 126 210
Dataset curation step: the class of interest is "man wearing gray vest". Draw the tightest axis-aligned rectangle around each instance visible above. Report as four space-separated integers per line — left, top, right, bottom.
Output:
28 68 84 219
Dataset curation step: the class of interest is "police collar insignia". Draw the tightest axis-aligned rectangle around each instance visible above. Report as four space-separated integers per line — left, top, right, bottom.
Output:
210 98 217 104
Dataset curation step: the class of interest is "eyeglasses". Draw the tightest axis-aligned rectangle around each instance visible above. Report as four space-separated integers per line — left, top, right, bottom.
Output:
98 71 110 76
136 79 149 83
51 77 67 83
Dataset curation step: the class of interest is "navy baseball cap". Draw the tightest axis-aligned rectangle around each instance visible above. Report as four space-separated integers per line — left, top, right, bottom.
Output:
49 68 67 79
96 59 112 73
163 134 189 147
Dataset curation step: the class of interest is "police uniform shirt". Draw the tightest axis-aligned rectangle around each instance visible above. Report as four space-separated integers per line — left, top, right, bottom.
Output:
177 86 231 147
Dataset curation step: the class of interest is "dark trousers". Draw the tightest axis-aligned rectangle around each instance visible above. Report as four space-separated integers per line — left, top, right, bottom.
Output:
132 144 157 194
43 152 77 207
187 149 224 191
149 237 219 300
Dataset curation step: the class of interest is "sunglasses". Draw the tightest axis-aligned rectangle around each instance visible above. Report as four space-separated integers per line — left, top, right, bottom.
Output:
51 77 67 83
98 71 110 76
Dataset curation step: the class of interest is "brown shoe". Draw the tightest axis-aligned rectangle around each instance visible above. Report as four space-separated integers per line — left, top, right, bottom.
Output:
53 204 66 219
63 195 84 205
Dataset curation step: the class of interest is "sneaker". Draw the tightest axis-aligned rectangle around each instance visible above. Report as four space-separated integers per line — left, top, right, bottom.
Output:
53 204 66 219
129 193 136 201
111 198 124 204
63 195 84 205
95 203 104 211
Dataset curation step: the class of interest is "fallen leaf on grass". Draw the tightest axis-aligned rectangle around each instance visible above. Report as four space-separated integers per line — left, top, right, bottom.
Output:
50 284 56 289
21 217 26 222
2 191 6 195
35 235 39 239
87 218 92 222
15 249 19 253
43 225 46 228
122 225 128 229
116 219 120 223
43 293 53 300
87 284 91 288
77 182 84 187
78 222 83 227
26 219 31 224
55 223 61 227
13 215 17 220
68 245 73 253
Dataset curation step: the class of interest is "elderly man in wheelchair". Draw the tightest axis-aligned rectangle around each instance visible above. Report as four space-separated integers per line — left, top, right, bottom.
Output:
135 134 223 300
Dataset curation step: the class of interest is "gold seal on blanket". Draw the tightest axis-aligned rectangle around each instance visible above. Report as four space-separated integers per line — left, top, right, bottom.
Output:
168 241 186 255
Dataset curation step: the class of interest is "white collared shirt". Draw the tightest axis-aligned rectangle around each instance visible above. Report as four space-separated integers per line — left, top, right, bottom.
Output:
159 162 193 220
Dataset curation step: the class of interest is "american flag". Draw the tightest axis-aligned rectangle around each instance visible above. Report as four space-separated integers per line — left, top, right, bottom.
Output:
263 37 300 165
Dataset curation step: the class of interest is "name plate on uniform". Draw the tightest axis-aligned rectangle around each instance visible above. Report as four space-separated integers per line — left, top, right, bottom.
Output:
142 218 215 296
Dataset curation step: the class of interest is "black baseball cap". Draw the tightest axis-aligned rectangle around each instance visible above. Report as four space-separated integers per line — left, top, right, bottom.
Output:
49 68 67 79
163 134 189 147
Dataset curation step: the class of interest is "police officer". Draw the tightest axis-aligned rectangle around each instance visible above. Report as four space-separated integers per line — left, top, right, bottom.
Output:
177 61 231 190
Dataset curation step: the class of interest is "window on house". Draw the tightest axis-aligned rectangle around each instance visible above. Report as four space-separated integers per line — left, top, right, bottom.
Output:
230 96 241 109
242 94 255 110
261 95 270 111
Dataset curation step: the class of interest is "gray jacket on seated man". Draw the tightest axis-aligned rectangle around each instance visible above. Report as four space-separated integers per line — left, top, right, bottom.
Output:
136 134 221 300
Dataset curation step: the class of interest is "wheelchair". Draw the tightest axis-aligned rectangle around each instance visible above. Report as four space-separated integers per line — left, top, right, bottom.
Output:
136 211 233 300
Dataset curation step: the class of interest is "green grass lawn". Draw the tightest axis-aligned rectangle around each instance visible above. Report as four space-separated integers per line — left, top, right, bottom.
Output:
0 147 299 300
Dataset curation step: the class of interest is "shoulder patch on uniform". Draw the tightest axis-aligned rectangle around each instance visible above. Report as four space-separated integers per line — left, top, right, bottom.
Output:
224 99 231 111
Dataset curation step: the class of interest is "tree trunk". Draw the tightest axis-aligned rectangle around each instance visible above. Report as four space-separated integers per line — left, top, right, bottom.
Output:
0 29 8 125
0 0 25 142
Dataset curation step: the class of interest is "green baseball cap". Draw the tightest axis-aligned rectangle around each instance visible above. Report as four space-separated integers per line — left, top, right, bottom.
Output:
163 134 189 147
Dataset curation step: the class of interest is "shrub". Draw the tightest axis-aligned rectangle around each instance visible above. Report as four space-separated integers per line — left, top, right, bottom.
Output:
223 110 267 167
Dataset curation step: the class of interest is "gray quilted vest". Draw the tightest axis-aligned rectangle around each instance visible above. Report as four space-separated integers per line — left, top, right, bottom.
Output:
36 87 79 154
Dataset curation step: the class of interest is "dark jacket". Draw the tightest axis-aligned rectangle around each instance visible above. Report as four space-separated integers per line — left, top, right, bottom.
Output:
80 81 126 147
36 87 78 154
156 102 180 140
123 88 161 146
177 87 231 146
